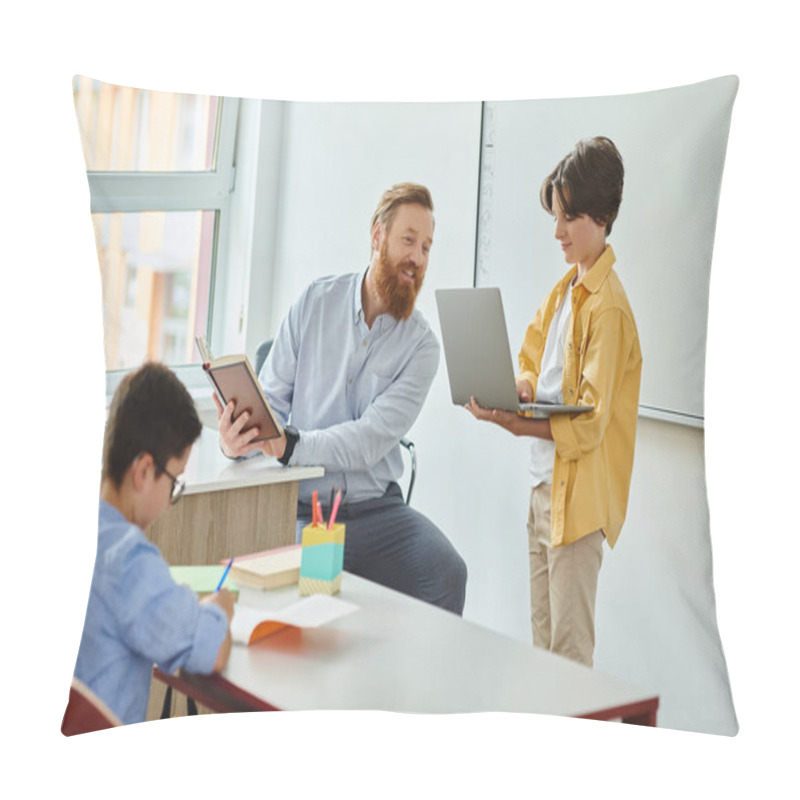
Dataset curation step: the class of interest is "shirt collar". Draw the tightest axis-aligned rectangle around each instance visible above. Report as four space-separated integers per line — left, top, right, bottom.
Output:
578 244 616 294
351 267 398 335
353 268 368 324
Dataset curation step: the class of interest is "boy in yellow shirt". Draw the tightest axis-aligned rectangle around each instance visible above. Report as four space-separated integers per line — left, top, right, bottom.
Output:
467 137 641 667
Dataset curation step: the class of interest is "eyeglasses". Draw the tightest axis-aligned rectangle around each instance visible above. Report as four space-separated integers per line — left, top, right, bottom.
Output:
155 463 186 505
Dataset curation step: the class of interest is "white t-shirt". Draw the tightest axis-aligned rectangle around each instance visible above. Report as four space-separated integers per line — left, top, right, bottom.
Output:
529 281 574 487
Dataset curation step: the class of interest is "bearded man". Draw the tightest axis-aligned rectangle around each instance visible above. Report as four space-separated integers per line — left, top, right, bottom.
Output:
216 183 467 614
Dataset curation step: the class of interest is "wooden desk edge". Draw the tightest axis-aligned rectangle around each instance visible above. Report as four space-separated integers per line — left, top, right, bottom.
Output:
154 668 280 714
576 696 659 726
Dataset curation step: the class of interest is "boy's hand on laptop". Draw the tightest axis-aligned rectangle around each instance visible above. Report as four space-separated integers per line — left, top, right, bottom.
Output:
465 396 490 421
465 396 552 440
202 588 235 622
517 379 533 403
214 395 263 458
465 396 517 428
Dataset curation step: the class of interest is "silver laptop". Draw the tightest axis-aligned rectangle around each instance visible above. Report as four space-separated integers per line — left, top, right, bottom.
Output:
435 287 593 417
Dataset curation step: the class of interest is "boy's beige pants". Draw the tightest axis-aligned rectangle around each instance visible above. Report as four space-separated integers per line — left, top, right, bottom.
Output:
528 483 605 667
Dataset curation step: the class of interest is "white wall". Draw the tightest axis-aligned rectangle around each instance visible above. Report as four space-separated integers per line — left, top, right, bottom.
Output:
596 419 736 734
240 99 735 735
254 101 483 337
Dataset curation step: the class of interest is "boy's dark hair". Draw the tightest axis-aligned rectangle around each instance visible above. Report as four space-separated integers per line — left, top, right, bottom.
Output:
540 136 624 235
102 361 202 487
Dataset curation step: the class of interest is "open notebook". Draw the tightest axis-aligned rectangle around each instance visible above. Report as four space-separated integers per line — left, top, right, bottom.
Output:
230 594 358 645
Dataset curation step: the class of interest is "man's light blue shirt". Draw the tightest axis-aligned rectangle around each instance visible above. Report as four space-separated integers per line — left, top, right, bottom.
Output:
260 271 440 505
73 501 228 724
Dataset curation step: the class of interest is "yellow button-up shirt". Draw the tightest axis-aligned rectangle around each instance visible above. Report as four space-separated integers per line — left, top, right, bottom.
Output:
517 245 642 548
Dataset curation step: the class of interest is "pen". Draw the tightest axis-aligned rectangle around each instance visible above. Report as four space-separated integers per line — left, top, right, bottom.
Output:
312 490 319 526
216 557 234 591
328 489 342 530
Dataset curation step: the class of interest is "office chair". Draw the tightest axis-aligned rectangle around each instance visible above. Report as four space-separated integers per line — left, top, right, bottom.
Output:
61 677 122 736
254 338 273 377
254 338 417 504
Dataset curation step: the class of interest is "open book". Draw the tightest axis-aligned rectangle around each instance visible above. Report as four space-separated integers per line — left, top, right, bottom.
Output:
231 594 359 645
196 336 281 443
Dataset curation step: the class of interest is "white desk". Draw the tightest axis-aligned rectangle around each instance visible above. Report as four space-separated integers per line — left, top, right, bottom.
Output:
156 573 658 724
146 426 323 566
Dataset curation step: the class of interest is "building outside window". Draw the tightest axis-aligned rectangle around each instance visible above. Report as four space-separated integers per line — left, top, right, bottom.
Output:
73 77 239 382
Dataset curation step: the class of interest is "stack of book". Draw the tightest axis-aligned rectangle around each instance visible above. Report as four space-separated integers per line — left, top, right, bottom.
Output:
228 544 303 590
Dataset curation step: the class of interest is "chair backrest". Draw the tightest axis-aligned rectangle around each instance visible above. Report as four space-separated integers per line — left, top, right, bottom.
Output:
254 339 274 377
61 677 122 736
399 438 416 505
255 338 417 505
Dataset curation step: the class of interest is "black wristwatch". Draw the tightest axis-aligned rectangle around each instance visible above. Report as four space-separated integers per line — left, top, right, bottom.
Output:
278 425 300 465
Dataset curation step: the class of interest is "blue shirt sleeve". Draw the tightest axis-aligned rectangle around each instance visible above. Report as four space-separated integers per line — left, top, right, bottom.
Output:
294 335 439 471
106 536 228 675
259 283 303 431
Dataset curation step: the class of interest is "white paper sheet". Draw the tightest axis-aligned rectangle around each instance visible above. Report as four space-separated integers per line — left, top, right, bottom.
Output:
230 594 359 644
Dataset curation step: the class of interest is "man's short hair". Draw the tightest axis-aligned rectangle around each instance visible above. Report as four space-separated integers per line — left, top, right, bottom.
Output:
370 183 434 246
102 361 202 487
540 137 624 235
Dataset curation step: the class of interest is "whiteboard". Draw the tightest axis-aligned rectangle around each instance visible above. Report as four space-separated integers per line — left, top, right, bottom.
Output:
475 77 738 426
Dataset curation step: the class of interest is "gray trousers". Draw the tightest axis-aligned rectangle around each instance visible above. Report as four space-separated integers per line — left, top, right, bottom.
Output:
297 483 467 615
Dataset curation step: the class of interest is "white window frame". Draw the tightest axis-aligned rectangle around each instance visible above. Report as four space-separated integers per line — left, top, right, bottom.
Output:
86 97 241 396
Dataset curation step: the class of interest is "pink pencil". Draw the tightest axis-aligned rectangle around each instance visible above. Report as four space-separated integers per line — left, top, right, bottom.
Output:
328 489 342 530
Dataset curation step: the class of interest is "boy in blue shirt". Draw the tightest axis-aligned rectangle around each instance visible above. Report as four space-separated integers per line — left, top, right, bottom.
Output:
68 362 234 726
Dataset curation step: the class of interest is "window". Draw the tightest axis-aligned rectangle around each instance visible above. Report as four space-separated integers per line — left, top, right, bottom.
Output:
74 80 220 172
73 77 239 387
91 209 216 370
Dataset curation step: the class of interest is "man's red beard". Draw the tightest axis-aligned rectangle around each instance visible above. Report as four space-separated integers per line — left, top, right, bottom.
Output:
373 239 424 320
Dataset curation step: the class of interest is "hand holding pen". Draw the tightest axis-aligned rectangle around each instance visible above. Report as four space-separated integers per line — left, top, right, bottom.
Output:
199 557 236 622
216 557 234 591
